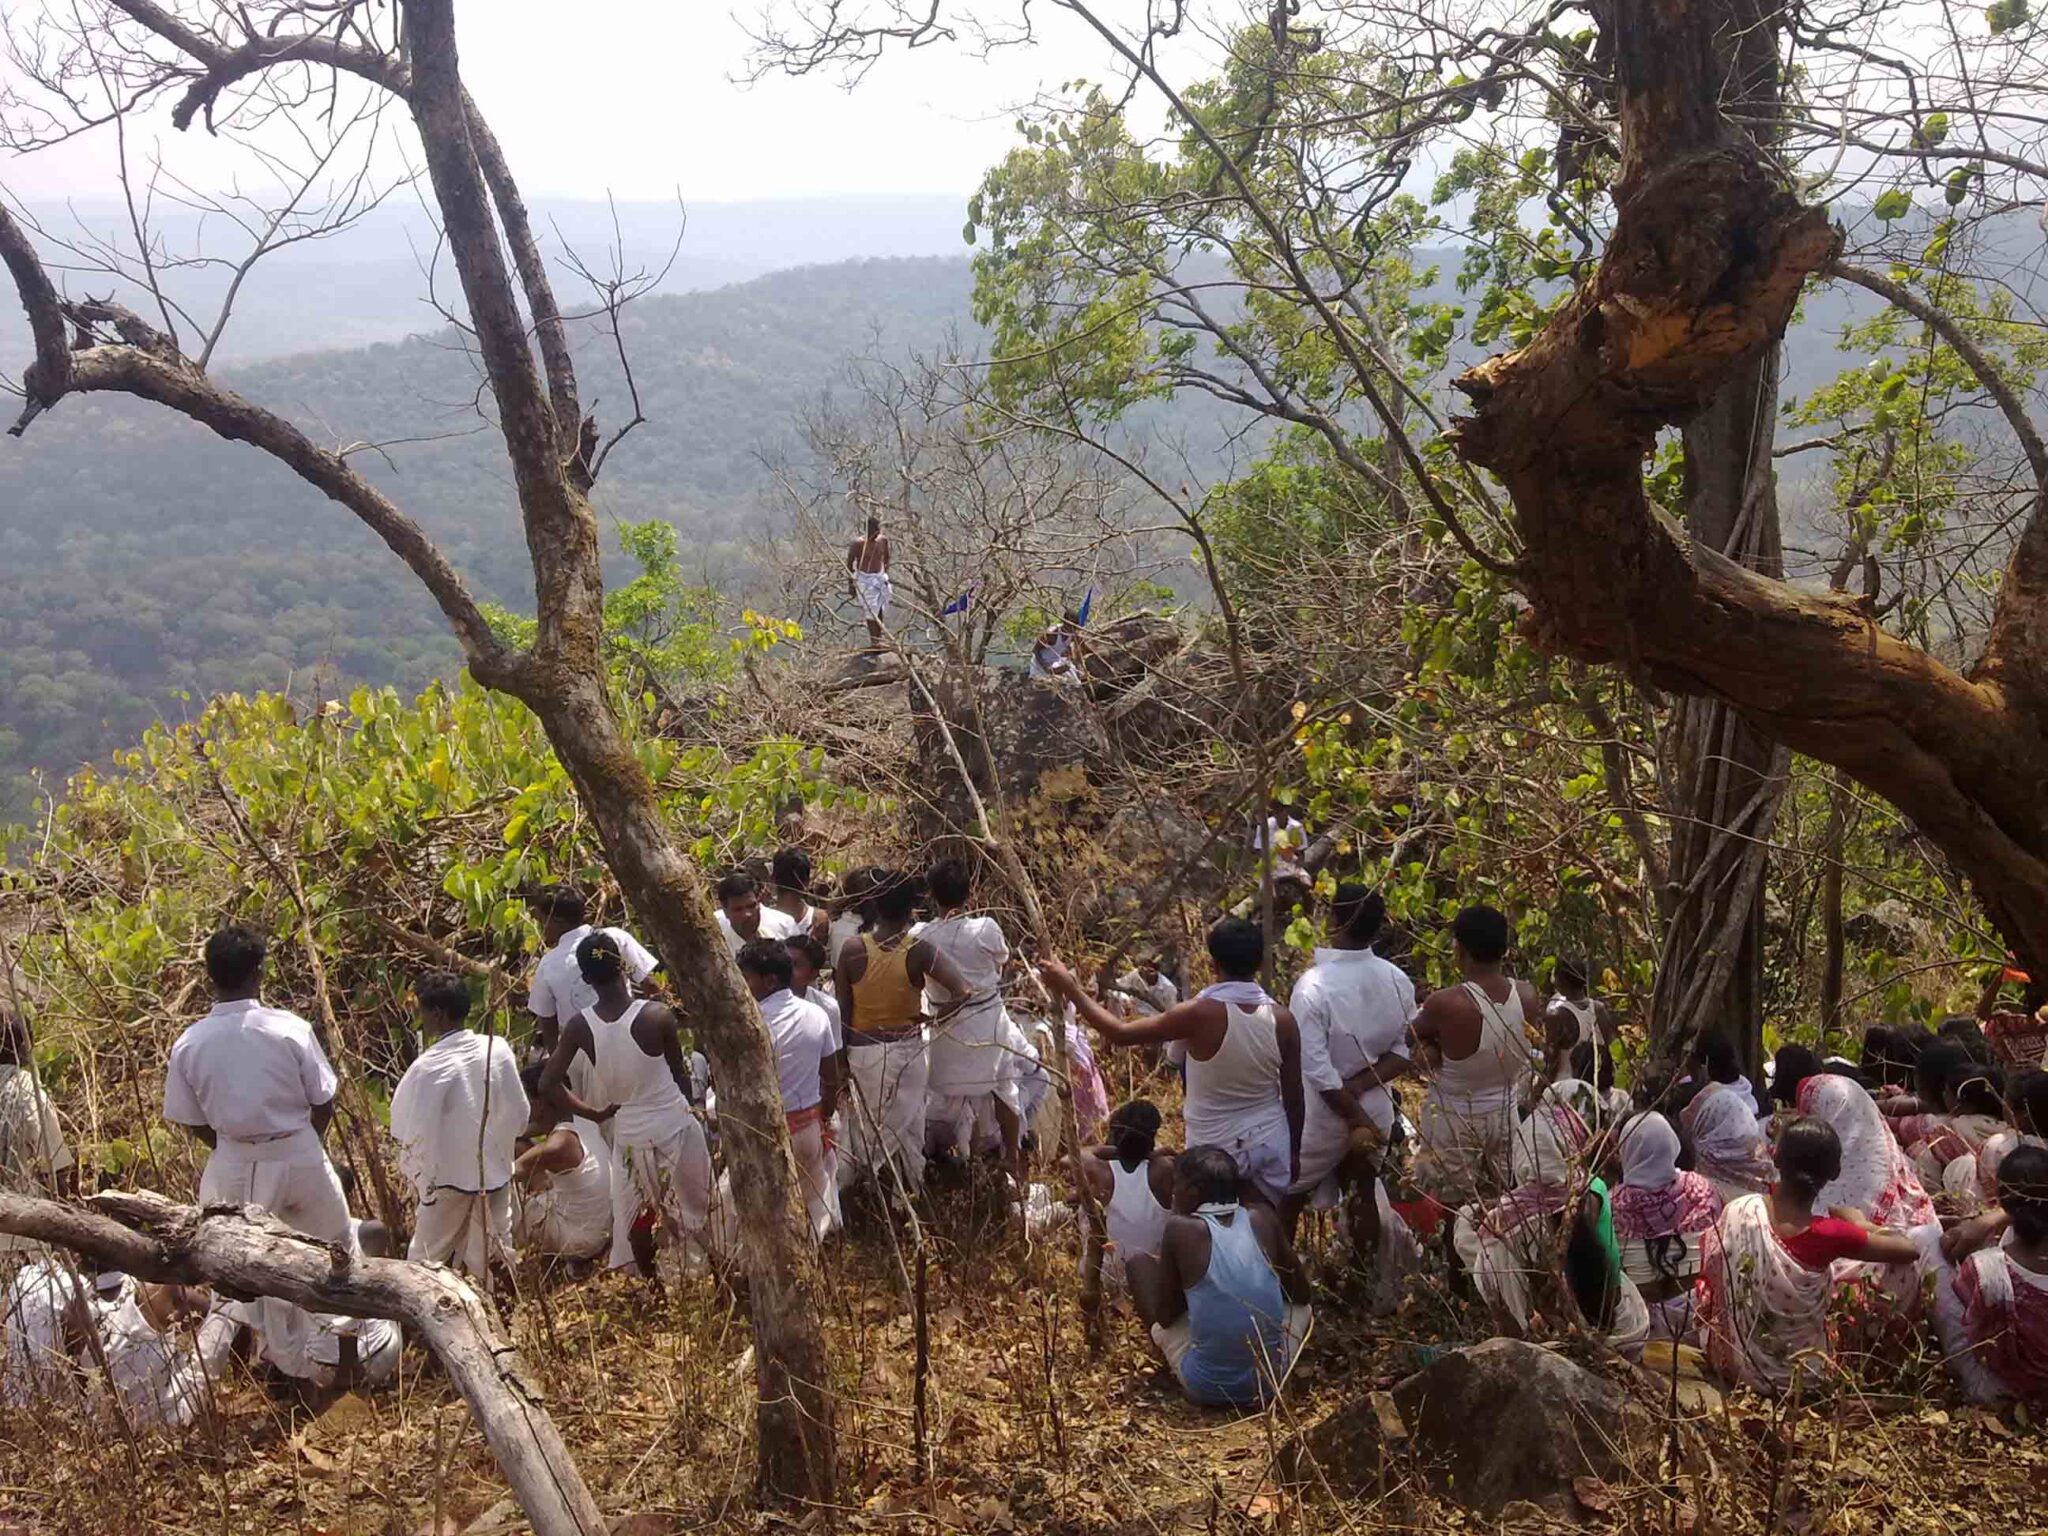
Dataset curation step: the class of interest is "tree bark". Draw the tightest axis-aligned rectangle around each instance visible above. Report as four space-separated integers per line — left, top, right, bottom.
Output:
1446 0 2048 982
0 1189 603 1536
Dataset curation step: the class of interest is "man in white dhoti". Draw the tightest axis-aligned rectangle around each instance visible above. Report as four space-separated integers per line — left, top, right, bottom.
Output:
162 926 355 1373
98 1280 238 1433
2 1259 103 1408
1 1004 76 1254
834 871 971 1198
259 1220 402 1390
846 514 892 645
541 933 712 1277
389 972 528 1282
511 1067 614 1262
918 858 1025 1182
719 940 840 1243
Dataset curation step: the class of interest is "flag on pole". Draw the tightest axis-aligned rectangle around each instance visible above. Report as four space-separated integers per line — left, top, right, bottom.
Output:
942 584 975 617
1075 585 1096 626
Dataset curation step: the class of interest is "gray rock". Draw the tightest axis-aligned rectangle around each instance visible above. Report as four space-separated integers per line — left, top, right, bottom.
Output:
1389 1338 1651 1515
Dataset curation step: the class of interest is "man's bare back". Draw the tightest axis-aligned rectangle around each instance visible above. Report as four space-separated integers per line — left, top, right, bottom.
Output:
1415 974 1542 1065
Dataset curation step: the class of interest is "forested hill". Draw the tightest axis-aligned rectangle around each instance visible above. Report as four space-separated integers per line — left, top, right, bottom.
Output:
0 256 976 818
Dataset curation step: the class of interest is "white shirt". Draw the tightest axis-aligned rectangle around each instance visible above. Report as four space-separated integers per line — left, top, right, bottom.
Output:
527 925 657 1029
389 1029 529 1194
1115 968 1180 1017
163 1000 338 1142
1251 815 1305 854
917 914 1008 1004
760 989 838 1113
1289 946 1415 1132
715 905 800 957
797 985 843 1047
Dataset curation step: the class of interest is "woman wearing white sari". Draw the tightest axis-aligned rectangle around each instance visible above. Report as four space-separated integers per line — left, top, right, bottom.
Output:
1609 1112 1721 1342
1774 1046 1935 1230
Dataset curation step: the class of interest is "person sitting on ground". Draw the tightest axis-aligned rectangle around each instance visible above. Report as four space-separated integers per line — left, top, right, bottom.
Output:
265 1218 403 1392
526 884 658 1052
768 846 833 947
1859 1025 1922 1095
727 938 839 1242
1938 1013 1998 1065
1682 1035 1776 1204
918 857 1025 1185
541 932 712 1277
389 972 529 1282
1965 1068 2048 1211
1773 1044 1936 1231
1698 1116 1920 1393
847 514 892 646
510 1066 614 1264
1923 1144 2048 1406
1543 956 1617 1076
1410 906 1542 1206
1076 1100 1176 1291
0 1002 77 1250
834 871 971 1197
1125 1146 1312 1409
714 870 800 957
1029 614 1082 684
1608 1111 1722 1342
1284 885 1416 1267
1042 916 1303 1207
1920 1058 2011 1203
98 1278 238 1433
1 1259 112 1410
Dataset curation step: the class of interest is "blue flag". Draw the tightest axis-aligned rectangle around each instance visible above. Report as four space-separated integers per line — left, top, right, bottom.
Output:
942 585 974 617
1076 585 1096 626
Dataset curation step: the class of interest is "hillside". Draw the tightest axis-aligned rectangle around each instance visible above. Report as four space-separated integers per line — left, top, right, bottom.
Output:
0 256 978 817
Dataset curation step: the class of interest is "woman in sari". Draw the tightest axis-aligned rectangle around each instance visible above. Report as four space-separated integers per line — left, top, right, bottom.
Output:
1963 1069 2048 1211
1609 1112 1721 1342
1682 1074 1775 1205
1454 1097 1648 1349
1773 1046 1935 1231
1698 1117 1920 1393
1921 1145 2048 1404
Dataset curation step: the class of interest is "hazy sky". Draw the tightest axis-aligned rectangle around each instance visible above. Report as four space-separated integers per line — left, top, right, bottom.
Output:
0 2 1116 205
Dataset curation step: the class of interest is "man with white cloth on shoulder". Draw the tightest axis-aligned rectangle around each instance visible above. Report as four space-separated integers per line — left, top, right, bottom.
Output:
541 932 712 1276
162 925 355 1372
1284 884 1419 1283
717 940 841 1243
390 972 528 1281
1043 915 1304 1206
834 870 973 1197
918 858 1026 1184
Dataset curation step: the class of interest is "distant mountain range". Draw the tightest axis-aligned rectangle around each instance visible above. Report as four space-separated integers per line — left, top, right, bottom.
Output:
0 193 1906 820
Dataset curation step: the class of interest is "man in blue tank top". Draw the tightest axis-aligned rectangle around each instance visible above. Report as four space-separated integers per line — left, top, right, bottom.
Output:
1125 1146 1313 1408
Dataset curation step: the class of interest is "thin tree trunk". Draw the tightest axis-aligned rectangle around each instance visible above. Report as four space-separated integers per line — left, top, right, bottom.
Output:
0 1189 603 1536
526 678 836 1504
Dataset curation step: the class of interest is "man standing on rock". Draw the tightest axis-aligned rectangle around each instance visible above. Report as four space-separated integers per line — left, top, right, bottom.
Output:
847 514 892 647
162 925 356 1361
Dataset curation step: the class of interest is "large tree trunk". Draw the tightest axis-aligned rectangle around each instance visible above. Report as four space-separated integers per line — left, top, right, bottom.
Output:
0 1190 603 1536
525 677 838 1502
1447 0 2048 985
1651 344 1791 1076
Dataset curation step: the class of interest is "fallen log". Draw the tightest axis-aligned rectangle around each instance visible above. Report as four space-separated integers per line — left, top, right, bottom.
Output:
0 1189 603 1536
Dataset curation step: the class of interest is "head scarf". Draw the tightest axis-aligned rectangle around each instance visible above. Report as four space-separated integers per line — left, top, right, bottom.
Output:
1797 1072 1936 1229
1495 1102 1583 1229
1610 1112 1722 1242
1683 1080 1777 1195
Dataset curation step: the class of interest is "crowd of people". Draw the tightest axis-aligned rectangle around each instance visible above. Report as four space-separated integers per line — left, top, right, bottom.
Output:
3 849 2046 1431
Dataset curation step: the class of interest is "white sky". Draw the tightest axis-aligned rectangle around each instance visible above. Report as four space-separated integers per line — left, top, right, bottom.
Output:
0 2 1115 205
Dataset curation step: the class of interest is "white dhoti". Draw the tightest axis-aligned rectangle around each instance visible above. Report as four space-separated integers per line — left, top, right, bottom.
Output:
1413 1090 1518 1204
1183 1108 1293 1206
408 1185 515 1278
925 997 1017 1160
609 1111 713 1271
854 570 891 623
514 1185 612 1262
841 1038 930 1193
199 1127 355 1369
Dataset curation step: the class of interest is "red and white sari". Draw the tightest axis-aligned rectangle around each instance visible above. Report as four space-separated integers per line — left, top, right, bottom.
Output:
1955 1242 2048 1405
1697 1193 1834 1392
1796 1074 1935 1229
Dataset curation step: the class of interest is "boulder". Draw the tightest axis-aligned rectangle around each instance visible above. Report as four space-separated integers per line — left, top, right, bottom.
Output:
1389 1338 1652 1515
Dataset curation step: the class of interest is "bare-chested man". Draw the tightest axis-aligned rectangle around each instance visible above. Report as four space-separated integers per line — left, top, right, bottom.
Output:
846 515 891 646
